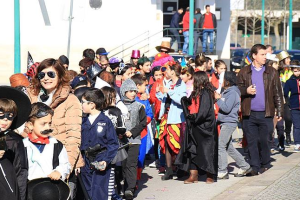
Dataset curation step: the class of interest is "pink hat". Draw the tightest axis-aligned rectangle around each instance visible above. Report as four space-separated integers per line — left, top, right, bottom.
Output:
131 50 140 59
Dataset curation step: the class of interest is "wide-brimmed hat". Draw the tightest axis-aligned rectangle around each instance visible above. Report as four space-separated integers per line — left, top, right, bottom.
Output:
131 50 141 59
96 48 109 55
27 178 70 200
0 86 31 130
155 41 175 53
276 51 291 62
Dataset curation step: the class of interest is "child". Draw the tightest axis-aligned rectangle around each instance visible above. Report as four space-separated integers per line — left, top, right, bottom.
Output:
80 88 119 200
0 86 31 200
23 102 71 181
101 86 126 200
131 74 154 183
137 57 152 83
180 65 194 97
115 64 135 97
120 79 147 200
215 72 252 179
284 66 300 152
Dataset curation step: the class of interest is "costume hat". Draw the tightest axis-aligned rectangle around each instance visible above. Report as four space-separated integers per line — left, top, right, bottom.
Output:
155 41 175 53
0 86 31 129
86 64 103 80
276 51 290 62
96 47 109 55
131 50 141 59
27 178 70 200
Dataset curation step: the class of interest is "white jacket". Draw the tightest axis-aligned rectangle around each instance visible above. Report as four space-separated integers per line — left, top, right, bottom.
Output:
23 137 71 181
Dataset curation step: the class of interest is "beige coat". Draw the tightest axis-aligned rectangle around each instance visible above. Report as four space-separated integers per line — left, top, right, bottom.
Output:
26 85 85 170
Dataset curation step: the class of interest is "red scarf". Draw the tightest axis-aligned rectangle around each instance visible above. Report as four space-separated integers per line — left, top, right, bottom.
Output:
28 133 50 144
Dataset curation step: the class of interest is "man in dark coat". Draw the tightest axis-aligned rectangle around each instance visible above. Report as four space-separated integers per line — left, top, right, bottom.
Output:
170 8 183 53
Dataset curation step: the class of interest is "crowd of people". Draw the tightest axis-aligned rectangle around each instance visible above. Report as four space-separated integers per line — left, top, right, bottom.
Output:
0 41 299 200
170 5 217 55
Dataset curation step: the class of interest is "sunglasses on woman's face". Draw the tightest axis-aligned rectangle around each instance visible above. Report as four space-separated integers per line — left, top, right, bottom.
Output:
161 67 167 72
38 71 56 80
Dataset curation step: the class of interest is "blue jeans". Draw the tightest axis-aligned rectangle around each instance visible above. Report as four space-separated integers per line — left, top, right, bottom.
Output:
183 31 189 54
194 31 202 55
202 29 214 53
170 29 182 51
291 109 300 145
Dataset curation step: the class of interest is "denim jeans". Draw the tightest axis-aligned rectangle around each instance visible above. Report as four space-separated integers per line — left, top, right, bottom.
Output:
218 124 250 173
291 109 300 145
183 31 189 54
170 29 182 51
193 31 202 55
242 111 274 171
202 29 214 53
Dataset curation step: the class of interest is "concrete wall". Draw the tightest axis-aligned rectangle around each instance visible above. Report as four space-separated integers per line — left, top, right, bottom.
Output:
0 0 163 84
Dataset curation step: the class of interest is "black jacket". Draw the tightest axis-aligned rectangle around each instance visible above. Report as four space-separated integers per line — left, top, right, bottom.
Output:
170 12 181 29
0 131 28 200
199 13 217 29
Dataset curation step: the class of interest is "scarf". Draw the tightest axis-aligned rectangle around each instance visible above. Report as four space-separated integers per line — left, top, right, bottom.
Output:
28 133 49 144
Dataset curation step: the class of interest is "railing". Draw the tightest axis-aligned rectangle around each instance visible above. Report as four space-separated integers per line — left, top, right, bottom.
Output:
109 28 217 62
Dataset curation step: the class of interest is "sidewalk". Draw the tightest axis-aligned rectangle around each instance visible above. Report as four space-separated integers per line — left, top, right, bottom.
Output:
135 129 300 200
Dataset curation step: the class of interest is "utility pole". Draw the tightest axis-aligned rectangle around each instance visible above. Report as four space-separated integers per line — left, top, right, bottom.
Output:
67 0 74 58
289 0 293 49
283 0 287 50
14 0 21 73
188 0 194 55
261 0 265 44
244 0 247 48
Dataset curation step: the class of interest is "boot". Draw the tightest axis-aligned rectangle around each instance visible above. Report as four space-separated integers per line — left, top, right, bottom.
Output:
184 170 198 184
286 133 291 145
161 167 173 181
206 172 214 184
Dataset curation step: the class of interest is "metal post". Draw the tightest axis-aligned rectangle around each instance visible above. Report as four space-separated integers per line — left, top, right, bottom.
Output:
67 0 74 58
188 0 194 55
14 0 21 73
289 0 293 49
261 0 265 44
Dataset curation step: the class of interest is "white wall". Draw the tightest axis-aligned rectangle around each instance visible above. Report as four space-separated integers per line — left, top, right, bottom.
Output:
0 0 163 83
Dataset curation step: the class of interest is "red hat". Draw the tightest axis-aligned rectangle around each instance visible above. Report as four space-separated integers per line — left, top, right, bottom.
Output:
131 50 141 59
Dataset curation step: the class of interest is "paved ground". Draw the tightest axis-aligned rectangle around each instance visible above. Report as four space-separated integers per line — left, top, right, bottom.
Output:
134 128 300 200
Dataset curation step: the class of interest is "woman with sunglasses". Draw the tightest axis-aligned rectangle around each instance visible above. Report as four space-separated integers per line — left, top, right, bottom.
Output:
23 58 84 199
156 61 187 181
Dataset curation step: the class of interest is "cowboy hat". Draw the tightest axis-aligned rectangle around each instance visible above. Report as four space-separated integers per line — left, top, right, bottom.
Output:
0 86 31 130
27 178 70 200
155 41 175 53
276 51 290 62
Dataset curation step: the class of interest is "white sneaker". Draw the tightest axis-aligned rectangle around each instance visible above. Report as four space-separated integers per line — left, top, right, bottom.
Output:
234 167 253 177
294 144 300 152
149 160 159 168
217 172 229 179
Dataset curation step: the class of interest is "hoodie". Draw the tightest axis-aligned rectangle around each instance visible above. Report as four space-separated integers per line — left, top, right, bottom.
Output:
216 86 241 126
120 79 147 144
284 75 300 110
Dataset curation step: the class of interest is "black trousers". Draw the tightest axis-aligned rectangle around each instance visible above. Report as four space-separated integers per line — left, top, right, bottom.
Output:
122 144 140 192
284 104 292 137
242 111 274 172
275 119 285 147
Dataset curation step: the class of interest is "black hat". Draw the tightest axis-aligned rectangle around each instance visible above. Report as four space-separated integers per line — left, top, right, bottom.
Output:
27 178 70 200
86 64 103 80
58 55 69 65
96 48 109 55
224 71 237 86
74 86 90 102
0 86 31 129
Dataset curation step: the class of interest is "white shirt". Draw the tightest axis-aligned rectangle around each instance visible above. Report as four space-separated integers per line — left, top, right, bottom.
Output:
23 137 71 181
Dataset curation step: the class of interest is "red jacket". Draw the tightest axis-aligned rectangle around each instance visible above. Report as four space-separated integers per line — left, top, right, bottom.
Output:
149 80 162 121
183 12 196 32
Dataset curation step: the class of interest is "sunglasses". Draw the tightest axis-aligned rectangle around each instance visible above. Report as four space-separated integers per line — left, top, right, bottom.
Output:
0 112 15 121
161 66 167 72
38 71 56 79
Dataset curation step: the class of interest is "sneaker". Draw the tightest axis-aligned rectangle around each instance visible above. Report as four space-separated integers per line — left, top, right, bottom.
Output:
293 145 300 152
111 194 122 200
217 172 229 180
158 167 165 176
149 160 159 168
234 167 253 177
277 144 285 152
124 190 134 200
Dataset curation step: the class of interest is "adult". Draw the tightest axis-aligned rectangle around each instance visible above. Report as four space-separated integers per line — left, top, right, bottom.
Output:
194 53 207 72
58 55 69 70
193 8 202 55
277 51 293 145
205 57 214 75
155 41 175 54
200 5 217 54
237 44 284 175
265 45 273 54
24 58 84 198
82 48 95 60
170 8 183 53
182 7 191 54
